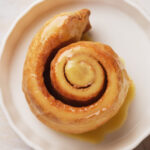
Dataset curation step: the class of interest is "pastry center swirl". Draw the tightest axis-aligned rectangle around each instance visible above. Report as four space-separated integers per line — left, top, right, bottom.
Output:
65 60 95 88
48 46 107 106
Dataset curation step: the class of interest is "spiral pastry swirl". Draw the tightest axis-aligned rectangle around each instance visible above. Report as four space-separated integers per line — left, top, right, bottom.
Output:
23 9 130 134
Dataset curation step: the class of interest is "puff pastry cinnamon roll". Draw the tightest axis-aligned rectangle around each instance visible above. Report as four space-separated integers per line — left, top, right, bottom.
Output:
22 9 130 134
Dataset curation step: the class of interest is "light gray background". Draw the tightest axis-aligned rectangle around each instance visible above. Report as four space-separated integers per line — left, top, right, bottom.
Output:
0 0 150 149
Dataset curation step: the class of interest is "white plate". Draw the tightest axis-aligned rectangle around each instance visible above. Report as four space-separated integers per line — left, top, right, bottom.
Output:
0 0 150 150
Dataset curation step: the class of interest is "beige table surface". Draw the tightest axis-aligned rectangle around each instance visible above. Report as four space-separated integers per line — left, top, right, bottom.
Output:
0 0 150 150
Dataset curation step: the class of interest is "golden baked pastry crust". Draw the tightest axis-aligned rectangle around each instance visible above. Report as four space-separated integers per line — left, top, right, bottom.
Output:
22 9 130 134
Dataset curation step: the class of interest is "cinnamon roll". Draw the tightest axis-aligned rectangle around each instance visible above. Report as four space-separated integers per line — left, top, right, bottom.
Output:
22 9 130 134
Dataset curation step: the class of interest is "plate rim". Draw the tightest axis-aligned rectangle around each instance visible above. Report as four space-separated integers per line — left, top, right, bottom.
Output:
0 0 150 150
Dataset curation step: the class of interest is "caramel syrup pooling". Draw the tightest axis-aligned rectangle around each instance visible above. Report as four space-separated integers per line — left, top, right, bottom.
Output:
67 80 135 143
